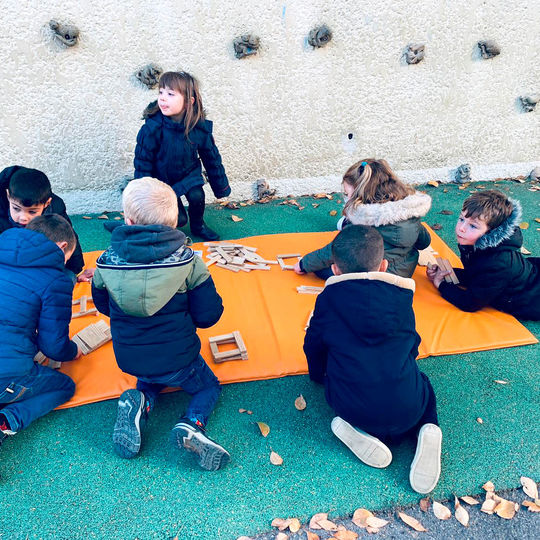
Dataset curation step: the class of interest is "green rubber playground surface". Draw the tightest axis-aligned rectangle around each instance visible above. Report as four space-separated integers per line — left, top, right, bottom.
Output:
1 180 538 540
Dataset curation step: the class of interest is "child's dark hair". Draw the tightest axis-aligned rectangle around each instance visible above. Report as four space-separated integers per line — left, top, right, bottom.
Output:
26 214 76 252
146 71 205 138
462 190 513 230
332 225 384 274
8 168 52 206
342 159 414 215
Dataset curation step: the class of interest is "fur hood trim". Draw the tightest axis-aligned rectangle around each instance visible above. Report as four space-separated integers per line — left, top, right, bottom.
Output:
475 198 522 250
325 271 416 292
345 192 432 227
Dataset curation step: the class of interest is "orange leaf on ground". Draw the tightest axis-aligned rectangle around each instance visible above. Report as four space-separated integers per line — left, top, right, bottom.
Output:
82 216 92 219
482 481 495 492
329 210 338 216
333 529 358 539
495 498 517 519
454 496 470 527
257 422 270 437
317 518 338 531
231 215 243 222
419 497 431 512
270 451 283 465
97 214 109 219
288 518 301 533
294 395 307 410
481 499 497 514
520 476 538 499
398 512 426 532
306 532 320 540
309 513 328 529
493 380 509 385
521 246 532 255
432 501 451 520
427 180 439 187
519 222 529 229
276 533 288 540
460 496 480 505
238 408 247 413
352 508 373 528
271 518 291 531
476 418 484 424
366 516 389 528
523 501 540 512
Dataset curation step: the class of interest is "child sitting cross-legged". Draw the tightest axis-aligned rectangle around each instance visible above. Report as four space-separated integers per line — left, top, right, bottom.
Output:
91 177 230 470
304 225 442 494
427 190 540 320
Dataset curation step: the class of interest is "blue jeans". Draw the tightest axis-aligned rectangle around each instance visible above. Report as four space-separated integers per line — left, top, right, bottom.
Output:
0 363 75 432
136 355 221 426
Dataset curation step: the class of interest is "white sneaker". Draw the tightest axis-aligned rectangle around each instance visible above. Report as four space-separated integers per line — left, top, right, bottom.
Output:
409 423 442 494
331 417 392 468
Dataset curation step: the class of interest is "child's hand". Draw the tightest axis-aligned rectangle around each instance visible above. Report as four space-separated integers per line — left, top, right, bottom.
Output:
293 261 305 275
73 346 83 360
432 267 450 288
77 268 95 282
426 264 439 281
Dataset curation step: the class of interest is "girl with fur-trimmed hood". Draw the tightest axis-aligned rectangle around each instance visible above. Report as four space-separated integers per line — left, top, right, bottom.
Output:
295 159 432 278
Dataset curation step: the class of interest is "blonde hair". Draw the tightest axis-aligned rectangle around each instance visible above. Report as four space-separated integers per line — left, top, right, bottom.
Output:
342 158 414 215
123 177 178 228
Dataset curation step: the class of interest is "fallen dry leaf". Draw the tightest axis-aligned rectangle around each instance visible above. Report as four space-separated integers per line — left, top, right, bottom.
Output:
431 223 443 230
289 518 301 533
352 508 373 528
519 222 529 230
270 451 283 465
419 497 431 512
432 501 451 520
271 518 291 531
82 216 92 220
309 513 328 529
97 214 109 220
482 481 495 492
276 533 288 540
306 532 320 540
520 476 538 499
294 395 307 410
460 496 480 505
247 410 253 415
535 218 540 223
231 215 243 222
225 202 239 209
114 216 122 220
366 516 389 529
520 246 532 255
523 500 540 512
493 380 509 385
333 529 358 540
317 518 338 531
312 203 320 208
439 209 453 215
398 512 426 532
427 180 439 187
495 498 517 519
477 418 484 424
454 496 470 527
257 422 270 437
329 210 338 216
481 499 497 514
366 527 380 534
314 193 332 199
238 408 247 413
443 188 449 193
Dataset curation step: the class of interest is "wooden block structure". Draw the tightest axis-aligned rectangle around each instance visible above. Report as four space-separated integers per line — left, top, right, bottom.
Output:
72 295 98 318
418 246 439 267
34 351 62 369
435 257 460 285
204 242 277 272
296 285 324 295
209 331 248 363
277 253 301 270
72 320 112 355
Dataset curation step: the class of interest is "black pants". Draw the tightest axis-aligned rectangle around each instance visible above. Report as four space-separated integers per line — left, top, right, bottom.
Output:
177 185 205 230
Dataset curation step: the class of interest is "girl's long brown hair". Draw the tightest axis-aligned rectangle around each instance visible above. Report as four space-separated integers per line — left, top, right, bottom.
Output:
342 158 414 215
147 71 205 138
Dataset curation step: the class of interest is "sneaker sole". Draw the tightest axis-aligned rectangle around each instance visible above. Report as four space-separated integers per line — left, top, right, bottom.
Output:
331 417 392 468
172 423 230 471
409 423 442 494
113 389 145 459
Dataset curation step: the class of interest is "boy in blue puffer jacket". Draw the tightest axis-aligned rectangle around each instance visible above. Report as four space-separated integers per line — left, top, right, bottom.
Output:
92 177 228 471
0 215 82 448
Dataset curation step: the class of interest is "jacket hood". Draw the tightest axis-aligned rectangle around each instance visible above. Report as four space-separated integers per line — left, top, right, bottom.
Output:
345 192 432 227
142 101 212 133
0 228 65 270
110 224 187 263
475 199 522 250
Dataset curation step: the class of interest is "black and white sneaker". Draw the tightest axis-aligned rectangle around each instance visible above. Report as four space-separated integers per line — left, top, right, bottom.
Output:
113 389 147 459
171 418 230 471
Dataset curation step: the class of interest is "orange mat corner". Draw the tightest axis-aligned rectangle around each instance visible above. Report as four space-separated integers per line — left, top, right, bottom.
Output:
57 230 537 409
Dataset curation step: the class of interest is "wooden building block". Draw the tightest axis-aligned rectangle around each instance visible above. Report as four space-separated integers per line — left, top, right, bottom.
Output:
72 320 112 355
277 254 301 270
209 330 248 363
296 285 324 294
436 257 460 285
418 247 439 267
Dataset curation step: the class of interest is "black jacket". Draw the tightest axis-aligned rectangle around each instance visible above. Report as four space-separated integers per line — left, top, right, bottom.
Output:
0 166 85 276
439 200 540 320
133 102 231 198
304 272 431 438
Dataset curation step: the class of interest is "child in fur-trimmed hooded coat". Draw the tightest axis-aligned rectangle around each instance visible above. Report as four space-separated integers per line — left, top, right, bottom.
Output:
295 159 432 279
427 190 540 320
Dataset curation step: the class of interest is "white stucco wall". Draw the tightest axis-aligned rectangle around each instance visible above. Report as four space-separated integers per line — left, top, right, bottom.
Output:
0 0 538 212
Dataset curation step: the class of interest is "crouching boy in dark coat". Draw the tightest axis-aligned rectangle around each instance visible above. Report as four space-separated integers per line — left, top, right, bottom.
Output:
304 225 442 494
92 177 228 471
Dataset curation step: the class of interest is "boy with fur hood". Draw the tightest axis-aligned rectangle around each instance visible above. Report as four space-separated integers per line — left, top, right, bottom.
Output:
304 225 442 494
427 190 540 320
91 177 229 470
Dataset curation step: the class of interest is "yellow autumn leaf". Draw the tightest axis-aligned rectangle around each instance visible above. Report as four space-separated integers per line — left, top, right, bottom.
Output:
523 500 540 512
270 450 283 465
494 498 517 519
317 518 338 531
427 180 439 187
333 529 358 540
521 246 532 255
306 532 320 540
276 533 288 540
519 222 529 229
231 215 243 222
257 422 270 437
97 214 109 220
288 518 301 533
329 210 338 216
454 496 470 527
481 499 497 514
309 513 328 529
432 501 451 520
294 394 307 410
82 216 92 220
398 512 427 532
482 481 495 492
271 518 291 531
460 496 480 505
238 408 247 413
477 418 484 424
520 476 538 499
352 508 373 528
365 516 389 528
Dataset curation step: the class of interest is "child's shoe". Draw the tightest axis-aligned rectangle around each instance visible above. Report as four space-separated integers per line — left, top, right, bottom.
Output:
331 417 392 468
171 418 230 471
191 223 220 241
0 416 16 447
409 423 442 494
112 389 148 459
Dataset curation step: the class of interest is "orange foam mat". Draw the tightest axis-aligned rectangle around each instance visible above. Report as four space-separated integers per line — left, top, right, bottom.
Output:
58 229 537 409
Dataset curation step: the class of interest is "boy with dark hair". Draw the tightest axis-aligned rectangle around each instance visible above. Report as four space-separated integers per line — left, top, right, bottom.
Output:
0 214 82 447
92 177 229 471
304 225 442 494
427 190 540 320
0 166 89 281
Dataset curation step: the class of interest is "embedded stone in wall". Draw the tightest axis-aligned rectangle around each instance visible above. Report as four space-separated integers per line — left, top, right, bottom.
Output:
528 166 540 181
48 19 79 48
134 63 163 89
308 25 332 48
256 179 276 201
405 43 425 64
518 94 539 113
455 163 471 183
478 40 501 59
233 35 260 59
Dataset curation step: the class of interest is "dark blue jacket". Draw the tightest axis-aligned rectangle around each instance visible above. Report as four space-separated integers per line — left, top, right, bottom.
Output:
439 200 540 320
0 166 85 276
133 103 231 199
0 228 78 378
92 224 224 377
304 272 430 438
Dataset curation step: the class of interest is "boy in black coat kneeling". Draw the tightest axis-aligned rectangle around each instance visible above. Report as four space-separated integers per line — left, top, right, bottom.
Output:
304 225 442 494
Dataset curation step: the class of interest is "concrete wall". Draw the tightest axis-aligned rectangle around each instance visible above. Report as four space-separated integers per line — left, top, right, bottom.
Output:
0 0 538 213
